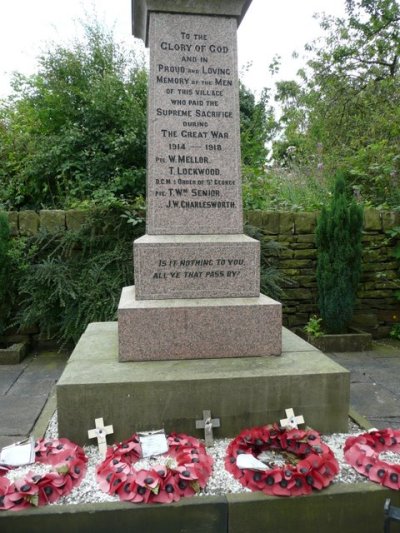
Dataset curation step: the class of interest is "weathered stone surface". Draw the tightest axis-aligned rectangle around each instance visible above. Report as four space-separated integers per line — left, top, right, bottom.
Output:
132 0 252 44
284 288 316 300
7 211 18 236
296 234 316 243
57 322 349 444
260 211 280 234
227 485 400 533
382 210 400 230
351 313 378 328
357 289 392 299
66 209 89 231
279 212 294 234
146 12 243 235
364 208 382 231
118 286 281 360
279 259 314 268
19 210 39 236
4 483 399 533
291 242 315 250
0 495 227 533
134 234 260 299
292 249 316 259
244 210 263 228
294 212 316 234
39 210 65 233
0 343 27 365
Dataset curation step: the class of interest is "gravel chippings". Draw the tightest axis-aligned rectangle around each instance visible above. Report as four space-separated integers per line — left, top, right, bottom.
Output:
6 413 389 505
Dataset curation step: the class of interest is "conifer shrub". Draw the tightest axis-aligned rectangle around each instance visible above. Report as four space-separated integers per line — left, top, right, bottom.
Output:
315 173 363 333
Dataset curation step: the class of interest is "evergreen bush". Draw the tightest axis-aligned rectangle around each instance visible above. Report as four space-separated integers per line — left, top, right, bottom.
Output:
315 173 363 333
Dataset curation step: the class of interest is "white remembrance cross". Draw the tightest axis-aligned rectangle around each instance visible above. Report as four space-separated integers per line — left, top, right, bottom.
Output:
280 408 305 430
88 418 114 458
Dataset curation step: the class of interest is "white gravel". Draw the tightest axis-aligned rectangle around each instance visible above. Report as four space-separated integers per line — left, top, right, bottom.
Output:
3 413 383 506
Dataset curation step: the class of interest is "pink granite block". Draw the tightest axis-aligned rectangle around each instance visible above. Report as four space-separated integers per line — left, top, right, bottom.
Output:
118 286 282 361
134 234 260 300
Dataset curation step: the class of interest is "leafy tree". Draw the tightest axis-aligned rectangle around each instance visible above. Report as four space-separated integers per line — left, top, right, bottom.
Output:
0 18 273 211
273 0 400 207
316 172 363 333
0 21 148 209
239 83 275 169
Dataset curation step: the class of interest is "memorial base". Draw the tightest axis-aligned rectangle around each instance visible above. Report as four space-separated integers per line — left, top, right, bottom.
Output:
57 322 349 445
118 286 282 361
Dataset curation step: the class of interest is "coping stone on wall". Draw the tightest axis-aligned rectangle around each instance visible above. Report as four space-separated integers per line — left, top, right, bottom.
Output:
19 210 39 236
40 210 66 233
66 210 90 231
294 212 317 234
279 212 295 234
382 210 400 231
364 208 382 232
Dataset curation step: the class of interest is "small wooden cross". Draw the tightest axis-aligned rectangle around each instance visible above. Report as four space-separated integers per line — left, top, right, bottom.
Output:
88 418 114 458
280 408 305 430
195 410 220 447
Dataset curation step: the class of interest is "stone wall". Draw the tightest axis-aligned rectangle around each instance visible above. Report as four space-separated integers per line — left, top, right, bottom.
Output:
245 209 400 338
5 208 400 338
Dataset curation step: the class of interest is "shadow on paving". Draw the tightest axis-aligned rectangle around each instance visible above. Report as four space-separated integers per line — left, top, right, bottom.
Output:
0 350 68 449
328 340 400 429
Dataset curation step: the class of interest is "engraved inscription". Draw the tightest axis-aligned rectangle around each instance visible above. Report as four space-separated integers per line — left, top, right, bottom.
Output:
147 14 243 234
134 240 260 300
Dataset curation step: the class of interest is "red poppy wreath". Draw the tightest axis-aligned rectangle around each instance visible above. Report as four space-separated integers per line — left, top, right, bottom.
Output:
0 438 87 511
344 428 400 489
225 424 339 496
96 432 213 503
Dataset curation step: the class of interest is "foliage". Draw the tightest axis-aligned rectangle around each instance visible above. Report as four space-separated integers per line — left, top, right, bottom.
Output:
242 164 332 212
316 172 363 333
304 315 324 339
244 224 292 300
15 203 144 346
239 83 276 170
0 19 274 211
0 21 148 209
273 0 400 208
390 324 400 340
0 212 11 334
0 214 290 346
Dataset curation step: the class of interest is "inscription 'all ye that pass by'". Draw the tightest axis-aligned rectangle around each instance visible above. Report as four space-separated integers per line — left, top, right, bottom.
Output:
147 13 243 235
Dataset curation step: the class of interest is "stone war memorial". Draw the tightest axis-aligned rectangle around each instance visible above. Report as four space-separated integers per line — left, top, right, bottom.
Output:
57 0 349 447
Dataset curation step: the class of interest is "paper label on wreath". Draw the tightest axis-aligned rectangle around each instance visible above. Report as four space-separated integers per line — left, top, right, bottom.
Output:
236 454 269 471
0 436 35 467
138 430 168 458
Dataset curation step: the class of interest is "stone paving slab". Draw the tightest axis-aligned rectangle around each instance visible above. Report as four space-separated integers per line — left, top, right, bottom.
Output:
0 395 49 435
0 366 25 395
7 378 60 397
349 382 400 418
328 341 400 429
367 417 400 429
0 351 68 450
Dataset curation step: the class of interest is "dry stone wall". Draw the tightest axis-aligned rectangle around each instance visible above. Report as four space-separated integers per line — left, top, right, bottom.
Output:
6 208 400 338
246 209 400 338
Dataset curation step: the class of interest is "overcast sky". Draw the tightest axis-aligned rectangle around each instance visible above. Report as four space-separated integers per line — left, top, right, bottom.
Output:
0 0 347 98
